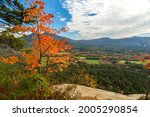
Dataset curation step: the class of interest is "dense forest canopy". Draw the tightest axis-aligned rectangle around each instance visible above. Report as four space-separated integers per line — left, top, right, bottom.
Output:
50 62 149 95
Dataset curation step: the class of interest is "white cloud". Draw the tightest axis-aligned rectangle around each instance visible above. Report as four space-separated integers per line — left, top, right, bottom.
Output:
62 0 150 39
60 17 66 22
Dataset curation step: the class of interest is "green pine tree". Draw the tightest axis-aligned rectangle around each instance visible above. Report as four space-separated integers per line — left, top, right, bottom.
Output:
0 0 34 26
0 29 24 50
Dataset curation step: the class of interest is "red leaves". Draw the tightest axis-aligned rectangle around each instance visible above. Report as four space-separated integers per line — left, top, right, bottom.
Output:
14 26 27 32
144 57 150 70
0 56 19 65
22 51 41 71
145 62 150 70
1 0 72 74
35 0 45 8
61 27 69 32
28 27 36 33
39 13 54 24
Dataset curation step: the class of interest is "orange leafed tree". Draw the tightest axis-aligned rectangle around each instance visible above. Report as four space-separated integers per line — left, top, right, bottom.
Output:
0 0 72 74
145 59 150 100
0 56 19 65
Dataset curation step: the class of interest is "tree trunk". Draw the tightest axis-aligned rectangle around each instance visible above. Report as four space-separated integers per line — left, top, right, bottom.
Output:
38 52 42 73
146 78 150 100
36 19 42 74
45 55 50 75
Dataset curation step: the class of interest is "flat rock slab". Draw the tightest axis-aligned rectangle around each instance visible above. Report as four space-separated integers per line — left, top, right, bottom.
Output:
53 84 145 100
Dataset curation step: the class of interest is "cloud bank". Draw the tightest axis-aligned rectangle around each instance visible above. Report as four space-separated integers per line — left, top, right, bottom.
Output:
62 0 150 39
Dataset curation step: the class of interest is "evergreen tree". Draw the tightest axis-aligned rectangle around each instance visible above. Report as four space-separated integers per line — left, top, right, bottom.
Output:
0 0 32 26
0 29 24 50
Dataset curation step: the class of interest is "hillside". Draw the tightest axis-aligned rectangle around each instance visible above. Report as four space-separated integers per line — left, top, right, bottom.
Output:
53 84 145 100
71 37 150 49
24 34 150 50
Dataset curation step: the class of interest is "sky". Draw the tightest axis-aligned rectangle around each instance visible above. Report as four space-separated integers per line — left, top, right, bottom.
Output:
21 0 150 40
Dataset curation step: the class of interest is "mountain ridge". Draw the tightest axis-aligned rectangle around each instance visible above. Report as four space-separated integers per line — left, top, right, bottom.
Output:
24 34 150 50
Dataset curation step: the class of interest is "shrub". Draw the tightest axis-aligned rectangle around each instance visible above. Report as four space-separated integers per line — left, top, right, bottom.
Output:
0 63 51 99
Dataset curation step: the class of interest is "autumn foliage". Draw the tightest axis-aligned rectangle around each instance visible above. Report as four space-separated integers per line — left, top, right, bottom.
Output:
0 56 19 65
0 0 72 74
145 61 150 70
143 55 150 70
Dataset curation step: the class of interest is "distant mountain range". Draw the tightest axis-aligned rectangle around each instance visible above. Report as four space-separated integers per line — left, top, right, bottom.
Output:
24 34 150 50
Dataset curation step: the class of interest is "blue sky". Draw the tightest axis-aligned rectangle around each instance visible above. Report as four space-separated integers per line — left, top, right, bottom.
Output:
42 0 79 39
20 0 150 40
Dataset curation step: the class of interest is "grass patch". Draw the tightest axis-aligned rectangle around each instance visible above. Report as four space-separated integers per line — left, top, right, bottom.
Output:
76 56 86 59
85 60 99 64
76 56 99 64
